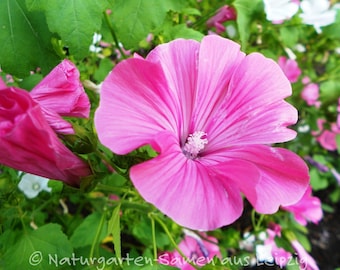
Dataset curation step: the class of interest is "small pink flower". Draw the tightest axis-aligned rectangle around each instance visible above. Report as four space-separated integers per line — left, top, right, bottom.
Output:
206 5 237 34
264 224 292 267
282 185 323 225
302 76 311 84
158 233 220 270
312 119 340 151
301 83 320 107
337 97 340 128
278 56 301 83
146 33 154 43
0 87 91 186
317 130 338 151
291 240 319 270
95 35 309 230
30 59 90 134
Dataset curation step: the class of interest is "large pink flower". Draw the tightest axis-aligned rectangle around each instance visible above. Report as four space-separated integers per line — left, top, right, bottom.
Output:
0 86 91 186
95 35 309 230
29 59 90 134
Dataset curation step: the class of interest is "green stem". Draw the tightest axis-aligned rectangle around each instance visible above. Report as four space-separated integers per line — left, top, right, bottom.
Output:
251 209 265 232
95 149 125 176
150 215 158 260
17 206 28 234
120 201 153 213
89 211 106 259
151 214 199 269
30 197 53 216
103 11 127 59
96 183 131 194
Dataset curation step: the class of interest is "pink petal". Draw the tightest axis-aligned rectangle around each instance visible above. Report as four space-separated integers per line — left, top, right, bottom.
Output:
30 59 90 118
130 131 243 230
204 52 297 152
0 87 91 186
278 56 301 83
39 106 75 134
301 83 319 106
0 77 6 90
170 234 221 269
193 35 245 131
316 130 337 151
217 145 309 213
145 39 200 142
95 58 180 154
291 240 319 270
282 185 323 225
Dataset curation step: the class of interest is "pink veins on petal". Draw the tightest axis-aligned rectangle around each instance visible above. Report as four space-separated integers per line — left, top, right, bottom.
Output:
94 35 309 231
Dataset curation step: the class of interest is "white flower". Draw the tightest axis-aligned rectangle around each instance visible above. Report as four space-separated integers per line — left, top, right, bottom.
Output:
239 232 256 251
300 0 339 33
18 173 52 199
89 33 102 53
256 244 274 263
263 0 299 22
294 43 307 53
226 25 237 38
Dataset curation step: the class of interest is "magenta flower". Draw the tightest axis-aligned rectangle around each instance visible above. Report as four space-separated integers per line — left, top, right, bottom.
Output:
312 119 340 151
277 56 301 83
95 35 309 230
301 82 320 107
291 240 319 270
253 224 290 267
29 59 90 134
158 232 220 269
206 5 237 34
337 97 340 128
282 185 322 225
0 77 6 89
0 86 91 186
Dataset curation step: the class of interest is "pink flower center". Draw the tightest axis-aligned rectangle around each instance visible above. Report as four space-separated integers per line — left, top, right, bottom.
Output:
183 131 208 159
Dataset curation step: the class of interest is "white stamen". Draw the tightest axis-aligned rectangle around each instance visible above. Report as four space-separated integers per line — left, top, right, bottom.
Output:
183 131 208 159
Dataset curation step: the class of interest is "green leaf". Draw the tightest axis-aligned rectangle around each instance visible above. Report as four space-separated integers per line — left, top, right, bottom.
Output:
286 260 300 270
336 134 340 154
0 0 59 77
103 172 127 187
233 0 260 49
163 24 204 42
132 217 169 249
1 224 73 270
93 58 114 83
18 73 43 90
25 0 46 10
320 80 340 104
108 204 122 260
309 168 329 191
322 11 340 39
294 232 311 252
110 0 186 49
280 26 299 47
70 212 108 249
42 0 109 59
